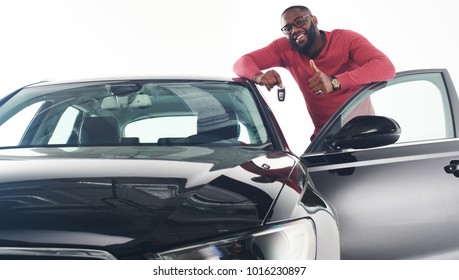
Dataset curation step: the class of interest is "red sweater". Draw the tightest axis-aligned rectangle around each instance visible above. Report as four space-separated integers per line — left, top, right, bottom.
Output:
233 29 395 135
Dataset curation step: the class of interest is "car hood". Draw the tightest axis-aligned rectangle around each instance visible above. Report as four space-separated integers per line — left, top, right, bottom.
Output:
0 146 296 258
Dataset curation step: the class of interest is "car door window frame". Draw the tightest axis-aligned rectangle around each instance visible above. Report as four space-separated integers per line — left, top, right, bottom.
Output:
306 69 459 154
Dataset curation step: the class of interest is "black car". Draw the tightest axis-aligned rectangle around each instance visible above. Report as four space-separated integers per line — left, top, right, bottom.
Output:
302 68 459 259
0 77 339 259
2 69 457 260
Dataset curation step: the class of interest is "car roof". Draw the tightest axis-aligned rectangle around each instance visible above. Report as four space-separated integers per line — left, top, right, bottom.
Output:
26 75 241 88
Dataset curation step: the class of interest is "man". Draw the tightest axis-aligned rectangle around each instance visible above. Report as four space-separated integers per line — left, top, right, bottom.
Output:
233 5 395 138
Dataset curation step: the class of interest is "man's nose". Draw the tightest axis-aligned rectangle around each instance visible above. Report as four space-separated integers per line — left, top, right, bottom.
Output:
290 25 302 34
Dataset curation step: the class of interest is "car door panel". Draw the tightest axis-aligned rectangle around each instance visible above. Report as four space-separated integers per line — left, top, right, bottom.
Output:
307 140 459 259
303 69 459 259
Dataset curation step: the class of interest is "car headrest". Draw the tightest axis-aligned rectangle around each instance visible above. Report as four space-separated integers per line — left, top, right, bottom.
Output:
197 112 240 140
79 116 120 145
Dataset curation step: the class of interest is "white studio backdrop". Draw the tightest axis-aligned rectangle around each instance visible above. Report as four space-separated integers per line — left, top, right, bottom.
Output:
0 0 457 155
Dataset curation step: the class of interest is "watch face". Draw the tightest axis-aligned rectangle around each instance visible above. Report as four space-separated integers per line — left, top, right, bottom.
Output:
332 78 340 90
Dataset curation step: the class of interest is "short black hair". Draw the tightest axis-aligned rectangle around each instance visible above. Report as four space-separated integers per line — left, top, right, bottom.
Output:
281 5 310 16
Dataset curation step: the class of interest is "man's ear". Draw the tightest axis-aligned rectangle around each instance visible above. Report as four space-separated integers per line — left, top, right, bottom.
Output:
311 15 318 26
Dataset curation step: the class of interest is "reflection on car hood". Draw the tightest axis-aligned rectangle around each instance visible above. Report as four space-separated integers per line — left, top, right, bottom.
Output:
0 146 296 258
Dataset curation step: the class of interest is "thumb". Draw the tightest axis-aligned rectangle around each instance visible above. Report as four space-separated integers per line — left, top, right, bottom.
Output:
310 60 320 74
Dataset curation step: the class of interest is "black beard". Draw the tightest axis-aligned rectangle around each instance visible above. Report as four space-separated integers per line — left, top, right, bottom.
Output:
288 25 317 55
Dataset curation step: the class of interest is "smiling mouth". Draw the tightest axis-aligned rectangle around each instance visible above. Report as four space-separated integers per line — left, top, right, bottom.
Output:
294 33 305 43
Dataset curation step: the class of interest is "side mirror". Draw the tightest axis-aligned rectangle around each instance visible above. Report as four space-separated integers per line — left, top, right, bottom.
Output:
325 115 401 150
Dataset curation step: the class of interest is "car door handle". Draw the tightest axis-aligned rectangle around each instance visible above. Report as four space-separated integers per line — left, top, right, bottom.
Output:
444 160 459 175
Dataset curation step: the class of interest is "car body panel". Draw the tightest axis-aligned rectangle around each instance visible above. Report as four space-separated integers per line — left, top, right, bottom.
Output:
302 69 459 259
0 147 290 257
305 140 459 259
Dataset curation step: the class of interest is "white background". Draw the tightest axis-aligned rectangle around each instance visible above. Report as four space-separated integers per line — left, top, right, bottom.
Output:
0 0 457 155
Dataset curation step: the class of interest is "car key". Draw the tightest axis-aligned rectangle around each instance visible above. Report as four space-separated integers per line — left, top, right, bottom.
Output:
277 87 286 101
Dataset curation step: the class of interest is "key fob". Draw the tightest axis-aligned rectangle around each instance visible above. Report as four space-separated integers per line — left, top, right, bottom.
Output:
277 87 286 101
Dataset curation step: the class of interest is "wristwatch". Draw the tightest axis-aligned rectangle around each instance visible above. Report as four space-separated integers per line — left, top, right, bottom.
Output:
331 77 341 91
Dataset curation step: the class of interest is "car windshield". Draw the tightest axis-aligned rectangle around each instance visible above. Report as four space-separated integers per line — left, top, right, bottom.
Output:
0 80 271 148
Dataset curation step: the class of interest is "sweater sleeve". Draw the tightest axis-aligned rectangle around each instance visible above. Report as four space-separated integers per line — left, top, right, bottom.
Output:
335 30 396 89
233 39 284 80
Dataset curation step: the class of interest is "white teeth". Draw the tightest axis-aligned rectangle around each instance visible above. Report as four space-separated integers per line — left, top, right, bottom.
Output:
296 34 305 41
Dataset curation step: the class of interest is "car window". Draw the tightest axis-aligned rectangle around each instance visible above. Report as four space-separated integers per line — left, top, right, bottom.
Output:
125 116 253 143
312 71 455 152
0 81 272 148
125 116 198 142
372 80 452 142
48 106 81 144
0 102 43 147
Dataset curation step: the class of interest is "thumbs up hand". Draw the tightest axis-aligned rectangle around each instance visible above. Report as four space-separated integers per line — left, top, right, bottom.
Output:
308 60 332 95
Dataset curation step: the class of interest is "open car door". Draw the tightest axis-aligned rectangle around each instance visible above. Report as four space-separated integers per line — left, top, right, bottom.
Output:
301 69 459 259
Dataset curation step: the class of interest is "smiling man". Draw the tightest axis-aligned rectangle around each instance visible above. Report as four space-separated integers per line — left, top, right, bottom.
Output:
233 5 395 139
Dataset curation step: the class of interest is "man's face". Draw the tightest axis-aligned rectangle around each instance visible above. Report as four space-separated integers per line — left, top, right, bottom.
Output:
281 8 317 53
